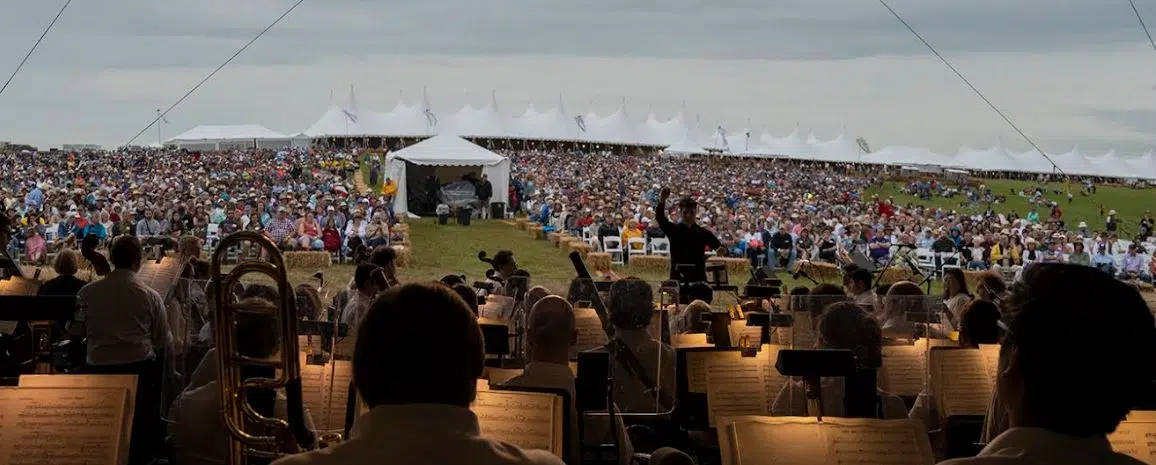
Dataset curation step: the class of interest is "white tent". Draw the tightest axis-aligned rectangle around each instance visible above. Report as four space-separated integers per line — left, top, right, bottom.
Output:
167 124 290 150
385 134 511 216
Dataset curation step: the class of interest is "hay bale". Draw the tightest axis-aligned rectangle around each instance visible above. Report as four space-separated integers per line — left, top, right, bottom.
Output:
963 270 988 290
549 232 567 248
569 242 592 259
628 255 670 274
587 252 612 272
515 218 528 230
530 226 546 240
708 257 750 280
392 245 411 268
877 267 914 285
393 223 409 234
799 261 842 283
283 251 332 269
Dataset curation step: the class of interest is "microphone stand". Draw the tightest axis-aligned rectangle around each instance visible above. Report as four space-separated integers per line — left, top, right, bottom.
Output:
871 243 911 289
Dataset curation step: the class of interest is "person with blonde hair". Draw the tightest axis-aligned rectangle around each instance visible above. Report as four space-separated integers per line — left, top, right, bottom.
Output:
37 249 87 296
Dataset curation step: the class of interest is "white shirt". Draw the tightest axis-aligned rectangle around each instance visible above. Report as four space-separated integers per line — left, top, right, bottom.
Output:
169 380 308 465
274 403 564 465
76 268 173 366
939 427 1144 465
339 291 373 330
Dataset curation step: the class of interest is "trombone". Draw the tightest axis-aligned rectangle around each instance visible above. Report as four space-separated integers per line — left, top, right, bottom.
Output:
210 231 316 463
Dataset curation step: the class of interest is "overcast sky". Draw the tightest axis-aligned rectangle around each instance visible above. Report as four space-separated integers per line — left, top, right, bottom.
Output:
2 0 1156 154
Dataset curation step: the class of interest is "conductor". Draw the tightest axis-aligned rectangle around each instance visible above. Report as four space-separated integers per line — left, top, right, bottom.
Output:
656 187 723 284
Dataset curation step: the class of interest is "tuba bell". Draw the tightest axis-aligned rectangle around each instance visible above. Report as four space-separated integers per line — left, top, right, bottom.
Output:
210 231 316 463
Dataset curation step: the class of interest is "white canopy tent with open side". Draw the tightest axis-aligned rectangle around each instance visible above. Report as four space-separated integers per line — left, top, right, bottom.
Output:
385 134 511 216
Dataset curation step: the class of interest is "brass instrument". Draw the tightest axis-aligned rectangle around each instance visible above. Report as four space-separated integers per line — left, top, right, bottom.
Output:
210 231 316 464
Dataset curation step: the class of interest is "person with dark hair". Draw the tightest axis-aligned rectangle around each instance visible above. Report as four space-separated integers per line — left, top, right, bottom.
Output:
953 264 1156 464
274 283 564 465
340 263 385 330
73 235 172 465
958 300 1002 348
942 268 972 328
81 233 112 276
452 283 479 316
656 187 723 284
607 278 675 413
771 302 907 418
441 274 466 287
490 250 518 280
842 267 874 307
369 245 399 287
685 281 714 304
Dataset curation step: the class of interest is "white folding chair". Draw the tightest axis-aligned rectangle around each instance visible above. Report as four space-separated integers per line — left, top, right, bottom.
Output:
627 237 647 258
603 237 625 265
205 223 220 250
649 237 671 256
583 227 599 249
937 252 961 277
915 249 934 275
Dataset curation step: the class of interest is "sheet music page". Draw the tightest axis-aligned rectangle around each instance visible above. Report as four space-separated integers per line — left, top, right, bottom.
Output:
297 335 323 356
1108 411 1156 463
0 277 41 296
477 379 491 392
574 308 609 353
705 348 780 427
822 417 935 465
720 416 825 465
0 387 129 465
718 416 934 465
687 351 734 394
298 355 353 432
728 322 763 347
487 368 524 386
880 345 927 396
19 374 138 465
472 390 562 456
299 354 329 430
672 333 710 349
777 318 817 348
481 295 515 321
930 348 994 417
137 257 180 296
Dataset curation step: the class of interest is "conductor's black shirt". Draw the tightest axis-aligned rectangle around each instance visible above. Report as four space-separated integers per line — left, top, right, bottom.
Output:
656 201 722 282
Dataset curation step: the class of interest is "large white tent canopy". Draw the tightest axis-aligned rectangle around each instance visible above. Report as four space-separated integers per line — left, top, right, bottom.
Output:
166 124 291 150
385 135 511 215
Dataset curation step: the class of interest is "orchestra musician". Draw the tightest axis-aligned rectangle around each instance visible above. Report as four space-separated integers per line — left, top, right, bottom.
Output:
71 235 174 465
273 283 565 465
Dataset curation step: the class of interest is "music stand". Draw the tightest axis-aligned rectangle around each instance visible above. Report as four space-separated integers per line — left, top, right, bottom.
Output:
0 296 78 374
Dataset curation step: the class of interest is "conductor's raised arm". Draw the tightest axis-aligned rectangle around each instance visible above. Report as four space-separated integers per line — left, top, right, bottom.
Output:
656 187 674 234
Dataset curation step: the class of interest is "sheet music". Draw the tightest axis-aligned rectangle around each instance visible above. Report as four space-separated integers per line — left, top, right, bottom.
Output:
19 374 138 465
672 333 710 349
1108 411 1156 463
775 317 817 348
574 308 609 353
481 295 515 321
487 368 523 386
719 416 935 465
728 322 763 347
0 321 19 334
0 387 129 465
930 346 1000 417
472 390 562 456
880 345 927 396
299 355 354 432
136 257 180 296
0 277 41 296
298 335 324 356
705 346 784 427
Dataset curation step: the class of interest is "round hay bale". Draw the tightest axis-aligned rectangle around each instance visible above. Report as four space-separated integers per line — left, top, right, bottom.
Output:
515 219 528 230
708 257 750 280
877 267 914 285
283 251 332 269
392 245 411 268
587 252 612 272
628 255 670 274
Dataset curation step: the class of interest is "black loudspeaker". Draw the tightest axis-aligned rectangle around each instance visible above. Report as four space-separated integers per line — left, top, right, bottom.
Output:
490 202 506 220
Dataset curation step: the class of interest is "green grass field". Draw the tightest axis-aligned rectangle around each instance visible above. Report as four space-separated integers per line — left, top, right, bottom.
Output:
864 178 1156 234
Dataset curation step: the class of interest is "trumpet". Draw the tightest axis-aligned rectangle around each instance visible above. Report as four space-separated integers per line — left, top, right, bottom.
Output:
210 231 316 463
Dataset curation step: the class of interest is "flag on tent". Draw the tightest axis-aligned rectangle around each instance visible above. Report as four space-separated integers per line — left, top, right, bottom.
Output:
575 115 587 133
424 107 438 129
341 108 358 124
717 125 729 151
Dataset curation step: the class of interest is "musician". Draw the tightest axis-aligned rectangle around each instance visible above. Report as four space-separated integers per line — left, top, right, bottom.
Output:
36 249 87 296
369 246 400 288
72 235 173 465
655 188 722 283
842 267 874 307
606 278 675 413
274 283 564 465
170 305 317 465
770 302 907 419
503 295 634 465
946 264 1156 465
340 263 386 330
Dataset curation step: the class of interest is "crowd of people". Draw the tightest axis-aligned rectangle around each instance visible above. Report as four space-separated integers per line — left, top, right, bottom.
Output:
1 148 406 268
509 151 1156 283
